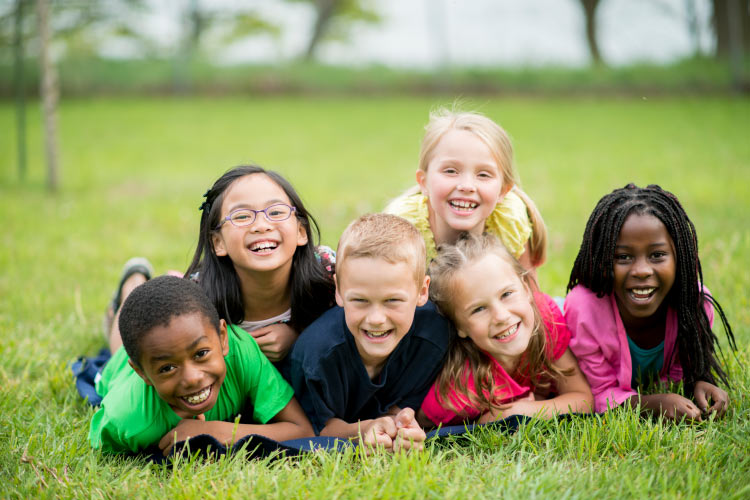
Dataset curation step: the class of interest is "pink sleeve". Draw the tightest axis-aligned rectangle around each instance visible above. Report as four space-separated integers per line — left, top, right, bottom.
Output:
535 292 571 360
420 382 460 426
565 287 636 413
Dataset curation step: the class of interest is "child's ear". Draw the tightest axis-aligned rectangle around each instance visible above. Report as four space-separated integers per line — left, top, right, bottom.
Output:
498 182 513 202
218 319 229 356
296 221 308 247
416 275 430 307
211 232 228 257
416 169 427 195
334 274 344 307
456 327 469 339
128 359 153 387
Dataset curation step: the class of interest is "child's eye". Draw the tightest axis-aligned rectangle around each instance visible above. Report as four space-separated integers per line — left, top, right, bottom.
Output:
442 167 458 175
158 364 176 374
195 349 210 359
386 298 403 303
477 171 494 179
651 251 668 260
501 290 514 299
471 306 486 315
614 254 632 262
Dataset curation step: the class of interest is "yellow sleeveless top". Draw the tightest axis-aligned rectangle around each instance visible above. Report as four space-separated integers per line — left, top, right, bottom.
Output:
384 189 532 263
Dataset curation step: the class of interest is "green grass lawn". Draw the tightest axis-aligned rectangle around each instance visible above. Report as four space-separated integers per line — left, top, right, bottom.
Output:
1 96 749 498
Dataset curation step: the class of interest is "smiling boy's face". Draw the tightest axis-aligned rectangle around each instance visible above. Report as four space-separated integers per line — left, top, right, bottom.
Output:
129 312 229 419
335 256 429 378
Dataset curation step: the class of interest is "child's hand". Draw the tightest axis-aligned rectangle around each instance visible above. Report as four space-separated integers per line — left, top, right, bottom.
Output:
360 416 397 453
392 407 426 453
640 393 703 421
249 323 299 362
479 392 536 422
159 413 212 456
694 381 729 417
499 391 537 419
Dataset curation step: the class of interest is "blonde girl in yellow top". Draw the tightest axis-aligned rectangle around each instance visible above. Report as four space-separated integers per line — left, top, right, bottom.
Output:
385 108 546 271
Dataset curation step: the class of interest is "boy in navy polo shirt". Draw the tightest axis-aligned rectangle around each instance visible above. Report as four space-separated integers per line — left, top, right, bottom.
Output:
289 214 450 451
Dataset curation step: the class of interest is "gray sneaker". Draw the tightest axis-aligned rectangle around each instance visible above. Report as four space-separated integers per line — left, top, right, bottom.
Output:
102 257 154 340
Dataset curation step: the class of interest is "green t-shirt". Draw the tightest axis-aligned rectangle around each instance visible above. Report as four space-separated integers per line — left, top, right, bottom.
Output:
89 325 294 454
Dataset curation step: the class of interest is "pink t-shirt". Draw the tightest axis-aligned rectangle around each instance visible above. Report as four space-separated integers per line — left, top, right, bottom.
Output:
564 284 714 413
421 292 571 426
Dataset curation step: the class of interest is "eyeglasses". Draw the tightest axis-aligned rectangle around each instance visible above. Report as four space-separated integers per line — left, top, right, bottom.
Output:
215 203 296 230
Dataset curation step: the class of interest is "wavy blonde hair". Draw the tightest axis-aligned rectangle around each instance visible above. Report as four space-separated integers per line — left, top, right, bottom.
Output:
429 232 568 414
418 108 547 266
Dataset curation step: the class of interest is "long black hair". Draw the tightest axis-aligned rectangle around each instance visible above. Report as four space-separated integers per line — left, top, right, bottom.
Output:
185 165 335 332
567 183 736 392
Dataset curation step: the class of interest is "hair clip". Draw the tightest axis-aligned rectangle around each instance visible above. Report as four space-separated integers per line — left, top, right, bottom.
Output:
199 189 212 212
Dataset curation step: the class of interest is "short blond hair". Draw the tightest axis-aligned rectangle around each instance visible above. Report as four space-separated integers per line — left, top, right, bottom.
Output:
336 213 426 284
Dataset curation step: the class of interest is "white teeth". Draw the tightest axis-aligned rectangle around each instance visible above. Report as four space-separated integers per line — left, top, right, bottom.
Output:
183 386 210 405
450 200 478 209
631 288 655 296
250 241 277 251
365 330 389 338
497 323 518 340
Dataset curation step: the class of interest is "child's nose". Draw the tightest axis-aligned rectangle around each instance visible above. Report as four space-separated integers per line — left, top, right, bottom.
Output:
366 306 387 326
491 303 511 324
182 363 203 387
456 174 476 192
631 257 653 278
249 214 273 232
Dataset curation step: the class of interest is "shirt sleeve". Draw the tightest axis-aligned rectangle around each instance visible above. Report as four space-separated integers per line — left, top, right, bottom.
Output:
536 292 571 360
420 381 473 426
565 289 636 413
230 326 294 423
485 189 533 259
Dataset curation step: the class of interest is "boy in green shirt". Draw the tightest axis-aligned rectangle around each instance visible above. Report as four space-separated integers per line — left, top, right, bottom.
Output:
89 276 313 454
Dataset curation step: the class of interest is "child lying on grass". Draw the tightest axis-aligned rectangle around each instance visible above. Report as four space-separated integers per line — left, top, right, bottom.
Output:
89 275 313 455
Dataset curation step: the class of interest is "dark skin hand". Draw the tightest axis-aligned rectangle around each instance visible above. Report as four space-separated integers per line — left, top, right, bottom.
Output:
629 381 728 421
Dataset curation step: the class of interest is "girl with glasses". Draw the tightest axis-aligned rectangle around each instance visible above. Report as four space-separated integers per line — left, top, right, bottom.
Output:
105 165 336 369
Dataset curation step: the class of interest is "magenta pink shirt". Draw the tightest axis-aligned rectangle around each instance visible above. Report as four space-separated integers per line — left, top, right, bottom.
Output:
564 285 714 413
421 292 571 426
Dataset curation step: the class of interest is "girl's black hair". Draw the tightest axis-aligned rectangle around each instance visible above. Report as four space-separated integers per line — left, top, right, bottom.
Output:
567 183 736 392
185 165 335 332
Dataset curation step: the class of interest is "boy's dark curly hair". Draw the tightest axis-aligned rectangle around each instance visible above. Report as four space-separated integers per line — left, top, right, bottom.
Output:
118 275 221 367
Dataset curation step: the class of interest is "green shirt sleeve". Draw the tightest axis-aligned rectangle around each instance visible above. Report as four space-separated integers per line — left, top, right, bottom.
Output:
219 325 294 424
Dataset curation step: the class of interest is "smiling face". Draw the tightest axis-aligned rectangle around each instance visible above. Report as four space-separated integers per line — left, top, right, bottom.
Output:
335 257 429 378
450 253 535 372
613 213 676 329
129 313 229 418
416 129 506 243
211 174 308 275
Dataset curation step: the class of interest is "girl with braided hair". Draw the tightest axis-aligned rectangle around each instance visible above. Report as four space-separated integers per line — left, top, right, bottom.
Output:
565 184 736 420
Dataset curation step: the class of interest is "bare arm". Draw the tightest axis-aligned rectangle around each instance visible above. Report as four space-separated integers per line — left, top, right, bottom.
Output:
627 393 702 421
158 397 314 455
479 349 593 421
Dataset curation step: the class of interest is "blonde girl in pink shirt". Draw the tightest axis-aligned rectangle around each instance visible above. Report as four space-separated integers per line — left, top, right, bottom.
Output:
565 184 736 420
417 233 592 427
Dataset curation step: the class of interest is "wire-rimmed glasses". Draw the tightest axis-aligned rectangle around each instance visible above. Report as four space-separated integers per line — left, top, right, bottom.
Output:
215 203 296 230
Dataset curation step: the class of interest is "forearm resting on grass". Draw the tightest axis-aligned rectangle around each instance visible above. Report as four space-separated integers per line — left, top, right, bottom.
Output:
158 398 313 455
479 349 593 422
629 381 728 421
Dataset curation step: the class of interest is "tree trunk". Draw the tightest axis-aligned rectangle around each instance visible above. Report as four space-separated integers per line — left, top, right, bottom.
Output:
37 0 60 192
713 0 750 58
305 0 336 60
580 0 603 66
13 0 27 180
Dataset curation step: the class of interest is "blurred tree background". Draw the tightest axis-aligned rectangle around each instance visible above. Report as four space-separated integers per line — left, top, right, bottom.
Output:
1 0 748 189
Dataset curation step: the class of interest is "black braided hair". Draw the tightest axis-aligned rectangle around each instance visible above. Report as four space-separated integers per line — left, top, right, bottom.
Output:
185 165 335 332
567 184 736 393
